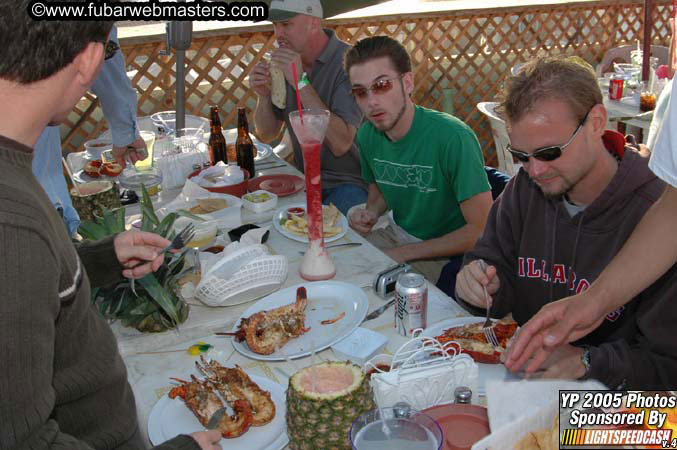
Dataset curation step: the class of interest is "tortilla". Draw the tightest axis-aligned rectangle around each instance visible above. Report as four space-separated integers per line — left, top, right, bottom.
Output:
189 198 228 215
270 65 286 109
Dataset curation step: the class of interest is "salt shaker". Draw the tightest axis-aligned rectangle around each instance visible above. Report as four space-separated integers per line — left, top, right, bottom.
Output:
454 386 472 404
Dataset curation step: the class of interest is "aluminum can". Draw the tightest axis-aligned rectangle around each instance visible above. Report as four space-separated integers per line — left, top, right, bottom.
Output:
395 272 428 336
608 75 624 100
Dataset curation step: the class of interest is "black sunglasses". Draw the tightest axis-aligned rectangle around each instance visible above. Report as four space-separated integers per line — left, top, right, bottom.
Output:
507 108 592 163
101 40 119 60
351 74 404 99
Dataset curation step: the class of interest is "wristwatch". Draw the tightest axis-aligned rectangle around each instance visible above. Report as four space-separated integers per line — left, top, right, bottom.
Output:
578 346 591 380
296 72 310 91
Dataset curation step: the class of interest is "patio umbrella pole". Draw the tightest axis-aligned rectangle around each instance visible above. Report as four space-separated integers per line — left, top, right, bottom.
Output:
176 49 186 134
642 0 653 81
166 20 193 136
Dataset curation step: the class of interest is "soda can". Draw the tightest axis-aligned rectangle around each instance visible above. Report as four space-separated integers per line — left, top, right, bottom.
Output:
608 75 624 100
395 272 428 336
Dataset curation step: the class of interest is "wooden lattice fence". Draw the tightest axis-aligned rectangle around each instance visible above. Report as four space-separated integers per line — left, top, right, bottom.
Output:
62 0 673 166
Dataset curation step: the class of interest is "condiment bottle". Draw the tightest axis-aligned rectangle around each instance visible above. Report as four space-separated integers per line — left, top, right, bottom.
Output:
454 386 472 404
236 107 255 177
208 106 227 166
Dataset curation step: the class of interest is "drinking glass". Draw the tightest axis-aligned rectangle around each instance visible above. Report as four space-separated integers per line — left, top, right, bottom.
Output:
350 406 443 450
288 108 336 281
135 130 156 171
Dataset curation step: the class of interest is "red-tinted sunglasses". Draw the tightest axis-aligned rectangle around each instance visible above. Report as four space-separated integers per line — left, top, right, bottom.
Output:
351 74 403 99
507 108 591 163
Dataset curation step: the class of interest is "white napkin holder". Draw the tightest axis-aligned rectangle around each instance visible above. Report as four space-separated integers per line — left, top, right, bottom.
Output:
367 332 479 411
195 244 288 307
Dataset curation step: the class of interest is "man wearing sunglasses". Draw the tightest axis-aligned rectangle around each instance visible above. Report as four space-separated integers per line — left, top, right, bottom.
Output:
344 36 493 293
455 56 677 389
251 0 366 215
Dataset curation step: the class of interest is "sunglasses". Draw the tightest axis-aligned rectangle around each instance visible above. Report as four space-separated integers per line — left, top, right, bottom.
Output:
507 108 592 163
351 74 404 99
101 40 119 60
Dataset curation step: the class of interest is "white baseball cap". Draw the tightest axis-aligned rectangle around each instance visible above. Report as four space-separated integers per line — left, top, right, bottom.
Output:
268 0 323 22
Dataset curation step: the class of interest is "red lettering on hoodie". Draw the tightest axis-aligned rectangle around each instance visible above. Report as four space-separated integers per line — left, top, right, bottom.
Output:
568 268 577 290
576 279 591 294
518 257 525 277
526 258 541 278
552 264 567 284
541 260 549 282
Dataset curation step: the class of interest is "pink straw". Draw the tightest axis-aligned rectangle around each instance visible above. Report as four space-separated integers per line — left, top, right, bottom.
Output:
292 62 304 125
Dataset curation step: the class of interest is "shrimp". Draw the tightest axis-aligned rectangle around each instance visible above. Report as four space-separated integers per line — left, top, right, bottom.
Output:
197 356 276 426
169 375 252 438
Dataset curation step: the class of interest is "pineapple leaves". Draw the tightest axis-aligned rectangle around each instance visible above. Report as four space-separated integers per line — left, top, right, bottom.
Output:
78 182 190 332
137 275 180 325
140 184 159 231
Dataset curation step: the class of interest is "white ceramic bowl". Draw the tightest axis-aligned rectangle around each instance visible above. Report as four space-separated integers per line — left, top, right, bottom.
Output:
242 190 278 213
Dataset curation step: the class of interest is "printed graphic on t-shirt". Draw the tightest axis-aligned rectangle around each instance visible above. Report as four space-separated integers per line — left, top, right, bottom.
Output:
372 159 436 193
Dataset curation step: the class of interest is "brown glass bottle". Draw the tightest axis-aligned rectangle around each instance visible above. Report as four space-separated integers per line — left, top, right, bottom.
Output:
208 106 227 166
236 107 255 177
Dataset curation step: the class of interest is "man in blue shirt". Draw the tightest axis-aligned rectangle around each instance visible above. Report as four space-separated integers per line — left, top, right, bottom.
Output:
32 26 147 236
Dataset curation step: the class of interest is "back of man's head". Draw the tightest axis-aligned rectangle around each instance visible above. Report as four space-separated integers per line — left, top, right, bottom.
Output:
0 0 113 84
498 56 602 125
344 35 412 76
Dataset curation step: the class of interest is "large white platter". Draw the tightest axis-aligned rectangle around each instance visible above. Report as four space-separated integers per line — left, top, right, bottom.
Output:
421 316 519 396
231 281 369 361
148 373 288 450
272 203 348 244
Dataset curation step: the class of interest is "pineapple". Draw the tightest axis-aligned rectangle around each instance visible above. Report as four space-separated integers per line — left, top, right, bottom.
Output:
286 361 374 450
78 185 190 332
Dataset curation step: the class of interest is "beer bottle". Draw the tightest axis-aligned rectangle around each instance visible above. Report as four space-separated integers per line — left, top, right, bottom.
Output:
236 107 255 177
208 106 227 166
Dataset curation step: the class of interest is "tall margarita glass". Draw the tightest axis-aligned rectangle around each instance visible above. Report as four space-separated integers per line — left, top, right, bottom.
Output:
289 109 335 280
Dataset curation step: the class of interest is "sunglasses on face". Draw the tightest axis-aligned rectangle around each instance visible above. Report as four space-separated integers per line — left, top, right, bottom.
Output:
351 74 403 99
102 40 119 60
507 108 592 163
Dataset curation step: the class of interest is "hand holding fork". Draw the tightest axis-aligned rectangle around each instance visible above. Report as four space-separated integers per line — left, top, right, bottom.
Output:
117 224 195 295
478 259 499 348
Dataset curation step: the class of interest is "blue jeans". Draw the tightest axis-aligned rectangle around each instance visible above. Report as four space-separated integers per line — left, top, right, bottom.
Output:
322 184 368 216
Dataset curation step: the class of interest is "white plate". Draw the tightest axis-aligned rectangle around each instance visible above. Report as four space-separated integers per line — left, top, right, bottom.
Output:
620 96 639 108
74 169 120 183
421 316 519 396
272 203 348 244
231 281 369 361
148 373 288 450
255 143 273 161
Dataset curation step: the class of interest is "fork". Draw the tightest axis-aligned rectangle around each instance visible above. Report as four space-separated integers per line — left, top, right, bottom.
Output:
478 259 499 348
129 223 195 296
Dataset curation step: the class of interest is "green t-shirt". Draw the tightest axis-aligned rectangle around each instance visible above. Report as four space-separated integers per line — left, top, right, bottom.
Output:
358 105 490 240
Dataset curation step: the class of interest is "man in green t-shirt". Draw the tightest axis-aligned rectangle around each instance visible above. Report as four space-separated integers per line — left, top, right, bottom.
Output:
344 36 493 295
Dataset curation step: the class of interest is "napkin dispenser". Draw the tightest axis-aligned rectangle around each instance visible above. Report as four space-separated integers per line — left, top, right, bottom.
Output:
367 333 479 411
373 263 411 298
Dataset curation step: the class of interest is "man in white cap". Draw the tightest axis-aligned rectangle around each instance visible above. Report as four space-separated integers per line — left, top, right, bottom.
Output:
251 0 367 216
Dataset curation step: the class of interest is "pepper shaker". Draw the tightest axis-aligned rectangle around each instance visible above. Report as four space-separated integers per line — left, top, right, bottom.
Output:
454 386 472 404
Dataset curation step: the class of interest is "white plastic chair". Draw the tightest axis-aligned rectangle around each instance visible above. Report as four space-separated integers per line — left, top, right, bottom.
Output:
596 45 669 76
477 102 519 176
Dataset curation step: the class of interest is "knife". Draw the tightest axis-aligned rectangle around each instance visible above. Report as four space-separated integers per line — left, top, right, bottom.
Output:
206 406 228 430
362 298 396 324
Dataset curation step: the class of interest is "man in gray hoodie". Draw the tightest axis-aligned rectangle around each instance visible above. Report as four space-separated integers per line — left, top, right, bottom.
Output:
455 56 677 390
